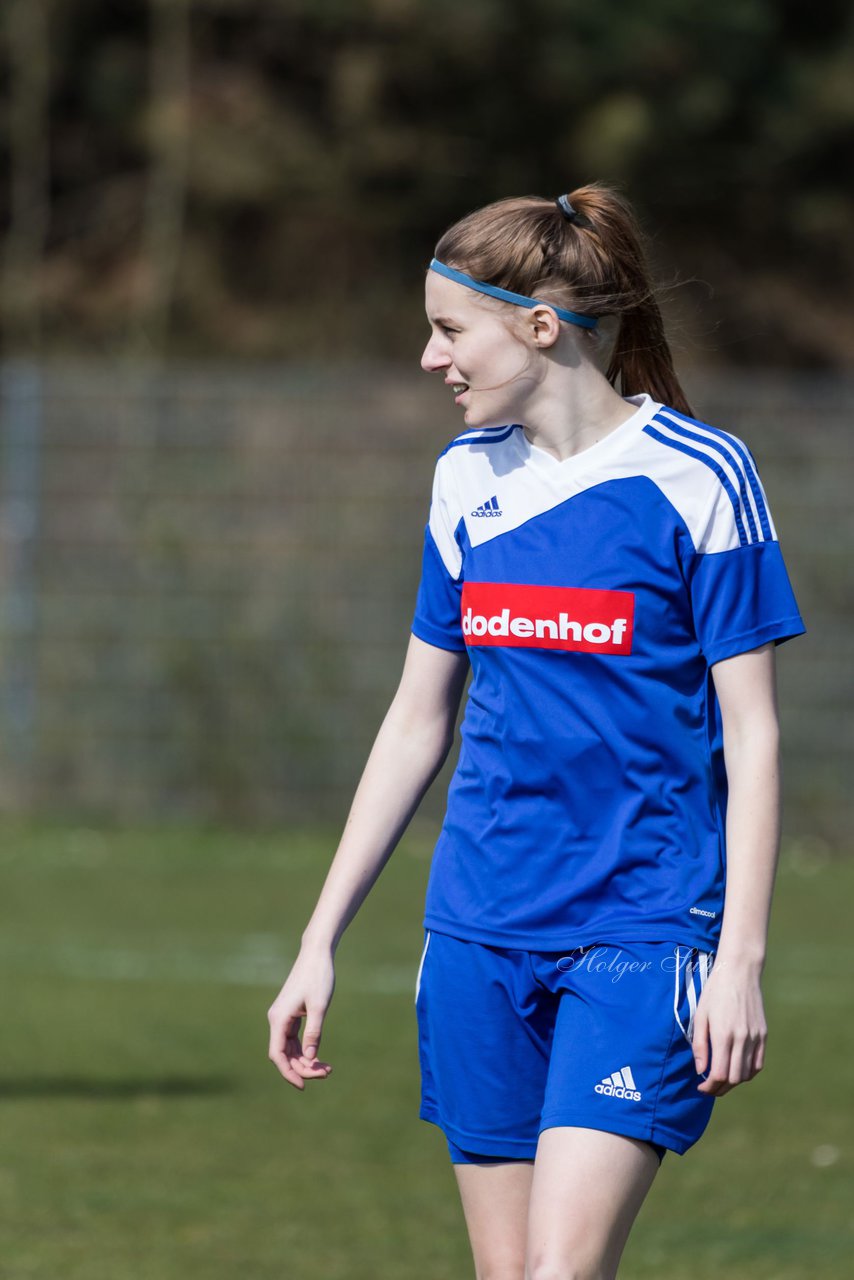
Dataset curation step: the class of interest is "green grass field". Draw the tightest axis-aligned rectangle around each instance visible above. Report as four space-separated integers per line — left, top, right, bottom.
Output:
1 818 851 1279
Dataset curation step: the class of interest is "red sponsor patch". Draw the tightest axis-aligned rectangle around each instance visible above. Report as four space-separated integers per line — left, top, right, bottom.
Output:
461 581 634 654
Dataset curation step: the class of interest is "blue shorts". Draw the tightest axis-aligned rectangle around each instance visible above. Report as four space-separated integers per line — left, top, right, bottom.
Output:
414 930 717 1165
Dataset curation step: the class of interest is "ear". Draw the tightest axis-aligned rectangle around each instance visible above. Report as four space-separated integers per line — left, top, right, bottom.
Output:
528 304 562 349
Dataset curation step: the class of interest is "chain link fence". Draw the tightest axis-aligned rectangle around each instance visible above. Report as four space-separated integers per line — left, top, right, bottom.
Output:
0 360 847 848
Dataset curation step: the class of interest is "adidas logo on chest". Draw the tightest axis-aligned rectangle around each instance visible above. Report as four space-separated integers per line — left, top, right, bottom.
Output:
595 1065 641 1101
471 494 503 517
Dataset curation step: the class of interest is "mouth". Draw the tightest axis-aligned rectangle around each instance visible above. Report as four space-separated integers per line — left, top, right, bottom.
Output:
451 382 469 402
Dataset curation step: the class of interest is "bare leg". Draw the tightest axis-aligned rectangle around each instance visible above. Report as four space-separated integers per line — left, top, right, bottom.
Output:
453 1160 535 1280
525 1127 661 1280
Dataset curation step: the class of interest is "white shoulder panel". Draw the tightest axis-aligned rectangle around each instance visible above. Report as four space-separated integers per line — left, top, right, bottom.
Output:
644 409 778 552
427 450 464 579
436 402 777 557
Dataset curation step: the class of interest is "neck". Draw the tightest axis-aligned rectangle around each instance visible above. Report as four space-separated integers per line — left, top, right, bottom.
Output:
521 363 638 462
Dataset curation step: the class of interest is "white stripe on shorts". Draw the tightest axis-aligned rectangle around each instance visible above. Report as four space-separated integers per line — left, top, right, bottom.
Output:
414 930 432 1005
685 954 698 1041
674 946 715 1046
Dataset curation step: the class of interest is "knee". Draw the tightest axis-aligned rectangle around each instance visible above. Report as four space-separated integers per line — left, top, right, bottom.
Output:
525 1254 608 1280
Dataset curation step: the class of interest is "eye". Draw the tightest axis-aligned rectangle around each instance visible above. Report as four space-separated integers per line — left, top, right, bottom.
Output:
440 324 459 335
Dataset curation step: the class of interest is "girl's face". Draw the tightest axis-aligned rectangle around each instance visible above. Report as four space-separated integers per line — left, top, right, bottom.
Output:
421 271 537 428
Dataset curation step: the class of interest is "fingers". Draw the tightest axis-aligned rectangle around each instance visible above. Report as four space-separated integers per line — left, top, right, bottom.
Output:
266 1014 305 1089
301 1010 324 1064
692 1006 710 1080
753 1032 766 1074
696 1026 766 1096
267 1008 333 1090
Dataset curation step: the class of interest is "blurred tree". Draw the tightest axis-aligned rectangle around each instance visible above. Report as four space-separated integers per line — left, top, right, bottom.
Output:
1 0 50 351
0 0 852 365
133 0 191 356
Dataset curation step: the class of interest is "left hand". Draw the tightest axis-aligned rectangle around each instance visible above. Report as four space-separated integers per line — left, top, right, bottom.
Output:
692 961 767 1096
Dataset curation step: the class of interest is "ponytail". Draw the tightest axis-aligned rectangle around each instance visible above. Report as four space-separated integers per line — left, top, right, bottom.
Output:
566 184 693 415
605 302 691 415
433 182 694 416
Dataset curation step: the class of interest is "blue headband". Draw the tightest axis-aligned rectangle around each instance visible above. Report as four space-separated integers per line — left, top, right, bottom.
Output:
428 257 598 331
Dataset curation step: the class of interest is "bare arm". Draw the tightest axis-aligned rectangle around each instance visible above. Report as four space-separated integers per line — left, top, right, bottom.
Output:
301 633 469 953
267 633 470 1087
693 639 781 1095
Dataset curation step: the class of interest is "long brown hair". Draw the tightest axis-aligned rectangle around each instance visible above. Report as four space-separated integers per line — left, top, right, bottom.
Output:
433 183 693 415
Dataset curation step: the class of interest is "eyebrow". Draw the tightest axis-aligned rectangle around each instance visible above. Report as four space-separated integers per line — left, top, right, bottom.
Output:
428 315 461 326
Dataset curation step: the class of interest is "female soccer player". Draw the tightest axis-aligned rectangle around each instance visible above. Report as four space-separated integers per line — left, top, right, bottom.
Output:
268 184 806 1278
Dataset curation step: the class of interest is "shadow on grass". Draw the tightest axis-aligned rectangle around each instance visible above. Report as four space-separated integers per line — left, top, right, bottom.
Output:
0 1074 237 1099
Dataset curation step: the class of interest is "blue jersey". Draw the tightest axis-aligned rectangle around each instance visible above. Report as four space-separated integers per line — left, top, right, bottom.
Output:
410 393 806 952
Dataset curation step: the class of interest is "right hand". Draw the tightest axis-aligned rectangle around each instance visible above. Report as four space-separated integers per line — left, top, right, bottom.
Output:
267 947 336 1089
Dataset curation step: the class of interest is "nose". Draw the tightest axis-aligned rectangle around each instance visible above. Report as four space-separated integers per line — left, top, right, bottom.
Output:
421 333 450 373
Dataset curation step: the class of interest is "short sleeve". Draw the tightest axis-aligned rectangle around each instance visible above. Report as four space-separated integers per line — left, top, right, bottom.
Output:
410 454 467 652
687 453 806 667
